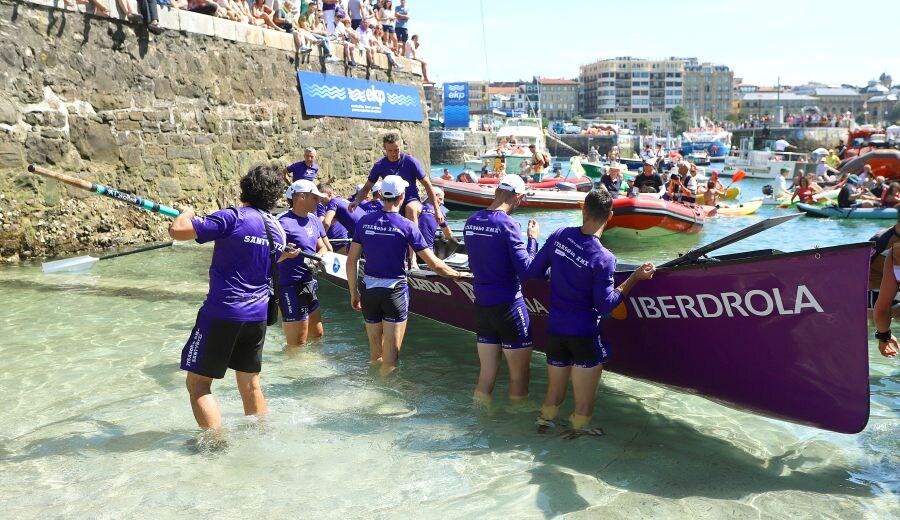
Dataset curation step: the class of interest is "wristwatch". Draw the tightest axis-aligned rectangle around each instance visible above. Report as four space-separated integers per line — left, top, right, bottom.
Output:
875 329 892 342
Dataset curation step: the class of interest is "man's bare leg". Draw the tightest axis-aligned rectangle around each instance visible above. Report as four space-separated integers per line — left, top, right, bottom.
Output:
235 370 267 417
503 347 532 400
380 320 407 376
475 343 502 405
186 372 221 430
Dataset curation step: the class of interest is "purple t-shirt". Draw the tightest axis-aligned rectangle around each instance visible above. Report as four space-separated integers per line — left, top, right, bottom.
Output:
327 196 367 236
367 153 427 201
287 161 319 182
192 207 286 322
317 202 347 240
277 210 326 285
464 209 537 306
419 202 448 249
352 210 428 280
527 227 622 336
360 199 384 213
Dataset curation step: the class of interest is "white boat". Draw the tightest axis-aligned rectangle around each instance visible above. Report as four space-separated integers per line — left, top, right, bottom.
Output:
476 117 550 173
721 149 810 179
680 127 732 159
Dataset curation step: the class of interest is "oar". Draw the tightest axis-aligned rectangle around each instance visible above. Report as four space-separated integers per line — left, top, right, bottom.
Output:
28 164 180 218
42 242 175 273
724 170 746 190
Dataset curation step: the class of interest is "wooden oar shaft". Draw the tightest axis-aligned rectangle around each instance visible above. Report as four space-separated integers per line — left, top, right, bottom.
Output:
98 241 174 261
28 164 181 218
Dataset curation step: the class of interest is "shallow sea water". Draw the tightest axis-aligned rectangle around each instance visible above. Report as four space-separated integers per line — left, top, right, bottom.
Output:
1 170 898 519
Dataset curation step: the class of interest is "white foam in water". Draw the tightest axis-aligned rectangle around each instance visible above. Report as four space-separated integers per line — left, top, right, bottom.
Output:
1 198 898 518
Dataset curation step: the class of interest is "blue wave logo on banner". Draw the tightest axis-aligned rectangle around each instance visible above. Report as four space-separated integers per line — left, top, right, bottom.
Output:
443 82 469 129
298 71 423 122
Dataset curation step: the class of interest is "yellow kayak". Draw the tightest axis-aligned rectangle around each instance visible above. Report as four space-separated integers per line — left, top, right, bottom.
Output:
695 186 740 205
702 199 763 217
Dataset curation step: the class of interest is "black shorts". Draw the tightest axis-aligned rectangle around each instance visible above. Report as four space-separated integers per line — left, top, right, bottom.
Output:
475 298 532 349
351 18 361 30
545 334 611 369
279 280 320 322
399 196 421 216
382 24 395 34
360 282 409 324
180 310 266 379
396 27 408 42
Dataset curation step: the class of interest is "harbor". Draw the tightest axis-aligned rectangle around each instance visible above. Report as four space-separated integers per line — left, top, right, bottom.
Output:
1 0 899 518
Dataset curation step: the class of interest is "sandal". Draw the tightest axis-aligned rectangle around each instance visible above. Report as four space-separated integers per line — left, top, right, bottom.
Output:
560 427 606 440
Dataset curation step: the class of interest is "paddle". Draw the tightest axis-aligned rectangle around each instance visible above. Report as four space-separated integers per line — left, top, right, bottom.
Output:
28 164 180 218
42 241 175 273
658 213 802 268
724 170 746 190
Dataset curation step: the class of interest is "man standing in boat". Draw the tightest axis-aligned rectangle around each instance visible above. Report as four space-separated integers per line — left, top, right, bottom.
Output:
527 189 655 437
350 132 444 233
464 175 540 406
347 175 466 375
168 165 297 435
629 161 664 195
529 144 546 178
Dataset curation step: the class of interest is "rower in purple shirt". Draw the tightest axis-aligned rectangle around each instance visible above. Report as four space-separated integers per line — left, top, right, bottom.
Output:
168 165 298 434
323 184 368 237
360 182 385 213
527 188 655 438
316 183 349 253
278 180 330 351
347 175 467 376
418 187 453 251
348 132 450 238
463 175 540 406
285 147 320 183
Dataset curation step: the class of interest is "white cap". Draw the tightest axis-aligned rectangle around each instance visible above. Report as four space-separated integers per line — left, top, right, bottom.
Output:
381 175 409 197
608 162 623 170
372 182 383 193
351 183 364 197
497 174 527 194
285 179 325 200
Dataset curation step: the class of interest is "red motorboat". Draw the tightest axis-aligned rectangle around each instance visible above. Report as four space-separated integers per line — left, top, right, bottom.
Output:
605 195 706 238
433 178 587 210
839 149 900 180
476 176 592 191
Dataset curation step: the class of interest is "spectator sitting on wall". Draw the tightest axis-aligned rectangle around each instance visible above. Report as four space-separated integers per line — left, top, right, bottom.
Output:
211 0 244 22
335 16 364 67
170 0 219 16
249 0 285 31
371 25 403 70
405 34 431 83
66 0 110 17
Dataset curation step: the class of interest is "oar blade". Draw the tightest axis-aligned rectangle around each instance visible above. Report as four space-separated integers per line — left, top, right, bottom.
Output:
41 255 99 273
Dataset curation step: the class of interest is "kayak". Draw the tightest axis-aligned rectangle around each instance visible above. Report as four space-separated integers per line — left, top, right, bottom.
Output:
695 186 740 204
605 195 706 238
703 199 763 217
796 203 898 219
476 176 592 191
317 240 872 434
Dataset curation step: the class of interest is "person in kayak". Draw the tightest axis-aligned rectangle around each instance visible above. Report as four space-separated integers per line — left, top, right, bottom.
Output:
464 175 540 406
837 175 879 208
629 160 664 195
168 165 298 434
790 176 817 204
418 187 455 252
350 132 444 233
278 180 330 351
347 175 467 375
702 180 724 207
871 242 900 357
773 168 791 199
527 189 656 437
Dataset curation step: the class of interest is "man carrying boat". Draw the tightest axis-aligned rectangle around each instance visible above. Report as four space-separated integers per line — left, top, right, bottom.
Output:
464 175 540 406
350 132 444 232
347 175 467 375
527 189 655 437
168 165 297 434
278 180 330 351
324 184 369 237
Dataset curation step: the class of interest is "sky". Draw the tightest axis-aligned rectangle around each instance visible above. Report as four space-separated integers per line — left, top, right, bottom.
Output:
410 0 897 88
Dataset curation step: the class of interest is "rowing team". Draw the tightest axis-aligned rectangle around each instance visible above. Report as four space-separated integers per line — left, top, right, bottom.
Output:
166 132 654 440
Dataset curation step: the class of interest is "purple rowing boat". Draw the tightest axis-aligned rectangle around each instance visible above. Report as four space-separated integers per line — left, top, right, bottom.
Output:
318 242 871 434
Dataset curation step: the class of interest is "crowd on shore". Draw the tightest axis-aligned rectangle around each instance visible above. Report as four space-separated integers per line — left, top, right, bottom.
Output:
737 112 857 129
62 0 430 79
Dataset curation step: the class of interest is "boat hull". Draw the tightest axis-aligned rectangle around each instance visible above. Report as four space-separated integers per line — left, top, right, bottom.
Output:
797 203 898 219
695 187 740 204
605 196 705 238
318 243 872 434
702 199 762 217
838 149 900 180
434 178 587 210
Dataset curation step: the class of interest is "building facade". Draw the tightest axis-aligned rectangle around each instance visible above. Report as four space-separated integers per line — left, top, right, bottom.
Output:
467 81 489 115
536 78 580 121
682 60 734 123
579 57 685 132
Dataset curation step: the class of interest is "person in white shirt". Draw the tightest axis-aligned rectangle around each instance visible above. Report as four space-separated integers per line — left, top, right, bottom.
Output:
404 33 430 83
773 167 791 198
815 157 837 183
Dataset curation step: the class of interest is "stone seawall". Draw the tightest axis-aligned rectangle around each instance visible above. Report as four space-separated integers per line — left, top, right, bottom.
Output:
0 0 427 262
429 130 494 165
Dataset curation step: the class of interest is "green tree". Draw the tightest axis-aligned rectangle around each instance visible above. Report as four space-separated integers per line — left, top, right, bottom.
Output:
637 118 652 134
541 116 550 129
669 105 690 133
888 101 900 125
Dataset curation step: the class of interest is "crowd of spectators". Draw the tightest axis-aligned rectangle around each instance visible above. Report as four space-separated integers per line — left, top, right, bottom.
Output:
737 112 856 129
63 0 431 79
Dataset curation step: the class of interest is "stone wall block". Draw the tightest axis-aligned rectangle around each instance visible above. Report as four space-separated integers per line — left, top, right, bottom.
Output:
166 146 201 161
68 117 119 162
0 141 25 169
156 5 180 31
177 10 216 37
153 77 175 101
120 146 143 169
24 136 67 165
212 17 238 42
157 177 182 199
0 98 18 125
